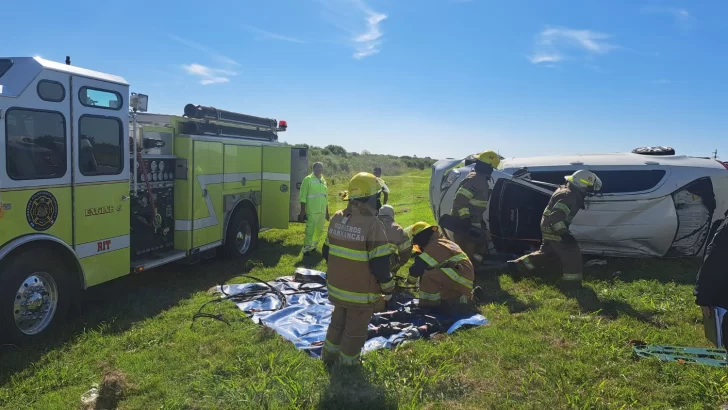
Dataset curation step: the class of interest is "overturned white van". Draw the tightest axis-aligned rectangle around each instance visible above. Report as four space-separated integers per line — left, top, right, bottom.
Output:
430 149 728 258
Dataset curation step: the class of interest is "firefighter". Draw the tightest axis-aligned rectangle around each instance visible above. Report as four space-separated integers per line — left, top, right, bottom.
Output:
694 216 728 350
508 170 602 286
377 205 413 275
321 172 393 366
406 223 475 313
373 167 390 205
450 150 500 265
299 162 330 255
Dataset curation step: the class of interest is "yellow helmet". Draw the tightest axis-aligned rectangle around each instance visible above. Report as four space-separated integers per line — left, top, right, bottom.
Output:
347 172 381 199
477 150 500 169
404 221 437 238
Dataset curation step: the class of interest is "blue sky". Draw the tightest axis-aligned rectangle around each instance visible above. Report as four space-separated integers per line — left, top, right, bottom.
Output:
5 0 727 159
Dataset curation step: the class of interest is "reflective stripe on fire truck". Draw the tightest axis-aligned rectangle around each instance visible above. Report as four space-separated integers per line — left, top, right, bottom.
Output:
175 172 290 231
75 234 131 259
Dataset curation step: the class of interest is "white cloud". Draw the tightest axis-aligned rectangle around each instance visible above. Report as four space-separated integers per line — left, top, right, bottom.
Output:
538 27 618 54
241 24 305 43
168 34 240 67
318 0 388 59
528 26 620 67
182 64 237 85
527 53 563 64
643 6 695 30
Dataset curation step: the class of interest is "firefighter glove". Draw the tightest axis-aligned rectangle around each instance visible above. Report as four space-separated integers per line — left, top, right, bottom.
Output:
561 233 577 245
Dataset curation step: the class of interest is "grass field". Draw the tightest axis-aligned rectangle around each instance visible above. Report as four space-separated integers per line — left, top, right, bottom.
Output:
1 170 727 409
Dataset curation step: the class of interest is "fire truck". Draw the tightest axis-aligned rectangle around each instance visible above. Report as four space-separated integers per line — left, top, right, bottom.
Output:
0 56 308 343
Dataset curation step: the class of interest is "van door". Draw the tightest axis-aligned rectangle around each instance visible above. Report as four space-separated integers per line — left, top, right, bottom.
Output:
71 76 131 287
488 174 554 254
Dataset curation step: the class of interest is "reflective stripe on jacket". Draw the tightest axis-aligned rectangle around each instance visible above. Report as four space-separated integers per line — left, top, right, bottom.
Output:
540 184 584 241
451 171 490 227
416 237 474 290
325 202 393 308
300 173 328 214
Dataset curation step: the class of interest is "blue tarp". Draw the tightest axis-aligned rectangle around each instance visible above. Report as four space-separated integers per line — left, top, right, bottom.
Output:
218 269 488 358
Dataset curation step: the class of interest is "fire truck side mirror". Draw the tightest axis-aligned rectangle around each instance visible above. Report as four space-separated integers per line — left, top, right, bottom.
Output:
130 92 149 113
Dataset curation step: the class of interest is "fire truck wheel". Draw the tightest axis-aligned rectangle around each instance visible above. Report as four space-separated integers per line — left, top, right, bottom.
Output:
224 208 259 259
0 250 72 344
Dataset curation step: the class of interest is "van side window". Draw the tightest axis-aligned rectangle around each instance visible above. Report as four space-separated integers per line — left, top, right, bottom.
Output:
78 115 123 176
529 170 667 194
5 108 67 180
37 80 66 102
79 87 122 110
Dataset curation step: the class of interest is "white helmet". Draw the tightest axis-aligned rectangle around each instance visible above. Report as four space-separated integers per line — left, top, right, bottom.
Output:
378 204 395 219
565 170 602 192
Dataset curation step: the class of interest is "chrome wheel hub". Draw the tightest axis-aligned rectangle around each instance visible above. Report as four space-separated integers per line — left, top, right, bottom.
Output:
236 221 252 255
13 272 58 336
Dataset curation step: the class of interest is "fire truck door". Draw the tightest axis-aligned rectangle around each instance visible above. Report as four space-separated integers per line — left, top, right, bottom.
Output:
261 145 291 229
71 76 131 287
0 68 73 251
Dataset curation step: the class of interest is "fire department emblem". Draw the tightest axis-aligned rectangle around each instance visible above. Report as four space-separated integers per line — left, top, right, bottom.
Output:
26 191 59 231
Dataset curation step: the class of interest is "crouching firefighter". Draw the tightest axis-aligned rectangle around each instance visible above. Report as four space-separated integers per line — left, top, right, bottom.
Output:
508 170 602 286
451 150 500 265
406 223 475 313
321 172 394 366
378 205 413 275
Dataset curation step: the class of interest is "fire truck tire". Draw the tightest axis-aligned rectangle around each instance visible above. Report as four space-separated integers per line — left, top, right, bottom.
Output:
0 250 72 344
224 207 259 259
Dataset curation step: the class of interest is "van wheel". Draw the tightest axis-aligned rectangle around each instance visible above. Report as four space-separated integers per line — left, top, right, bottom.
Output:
632 146 676 156
224 208 259 259
0 250 72 344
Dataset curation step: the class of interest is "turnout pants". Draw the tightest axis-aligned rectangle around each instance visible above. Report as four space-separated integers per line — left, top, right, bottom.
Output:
322 305 374 366
453 226 491 264
303 213 326 253
419 270 471 308
514 239 583 282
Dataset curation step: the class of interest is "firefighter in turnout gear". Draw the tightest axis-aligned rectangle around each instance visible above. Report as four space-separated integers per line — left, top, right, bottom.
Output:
451 150 500 265
299 162 330 255
509 170 602 285
321 172 393 366
377 205 413 275
406 223 475 312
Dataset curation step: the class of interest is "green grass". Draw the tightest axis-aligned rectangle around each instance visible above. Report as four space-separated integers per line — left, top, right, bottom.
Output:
2 170 728 409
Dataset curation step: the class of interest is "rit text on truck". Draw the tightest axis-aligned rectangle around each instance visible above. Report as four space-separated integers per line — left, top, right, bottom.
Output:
0 57 309 343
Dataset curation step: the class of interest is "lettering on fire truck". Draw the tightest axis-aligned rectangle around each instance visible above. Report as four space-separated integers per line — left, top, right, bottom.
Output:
97 240 112 253
85 205 115 217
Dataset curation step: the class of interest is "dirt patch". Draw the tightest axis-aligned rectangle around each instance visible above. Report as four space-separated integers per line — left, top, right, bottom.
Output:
80 369 132 410
540 334 576 349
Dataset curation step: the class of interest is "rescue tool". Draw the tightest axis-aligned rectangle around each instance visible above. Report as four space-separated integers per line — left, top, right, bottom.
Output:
0 56 309 344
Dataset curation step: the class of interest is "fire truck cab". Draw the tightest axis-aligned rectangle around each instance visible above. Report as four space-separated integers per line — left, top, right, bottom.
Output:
0 57 306 343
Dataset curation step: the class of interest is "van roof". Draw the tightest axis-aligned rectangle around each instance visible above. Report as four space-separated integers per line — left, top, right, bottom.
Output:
500 152 724 170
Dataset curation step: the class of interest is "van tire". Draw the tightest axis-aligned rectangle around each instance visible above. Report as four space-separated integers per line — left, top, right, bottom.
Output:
0 250 72 344
632 146 676 156
223 208 259 259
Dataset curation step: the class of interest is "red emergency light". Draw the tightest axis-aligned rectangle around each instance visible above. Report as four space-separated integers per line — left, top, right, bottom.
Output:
278 120 288 132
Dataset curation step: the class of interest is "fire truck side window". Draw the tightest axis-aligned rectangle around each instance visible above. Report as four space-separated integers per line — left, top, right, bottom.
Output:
78 115 123 176
78 115 124 176
5 108 67 180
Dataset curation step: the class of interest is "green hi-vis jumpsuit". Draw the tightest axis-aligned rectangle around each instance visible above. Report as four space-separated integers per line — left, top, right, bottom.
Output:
513 184 585 282
300 173 328 253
